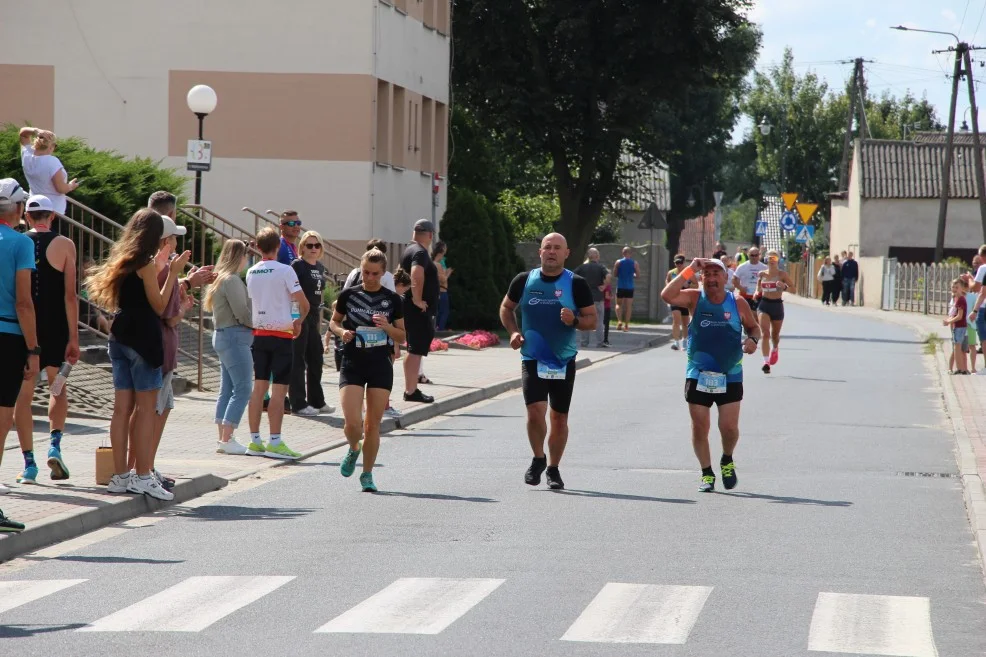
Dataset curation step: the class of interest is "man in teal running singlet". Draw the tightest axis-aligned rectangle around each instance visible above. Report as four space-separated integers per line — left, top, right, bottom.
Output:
662 258 760 493
500 233 596 491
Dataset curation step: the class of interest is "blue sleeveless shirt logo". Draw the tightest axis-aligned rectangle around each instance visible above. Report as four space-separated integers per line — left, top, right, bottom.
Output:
520 269 578 366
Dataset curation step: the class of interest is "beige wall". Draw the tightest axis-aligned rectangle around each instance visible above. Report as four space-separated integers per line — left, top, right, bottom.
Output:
167 71 374 162
860 198 983 257
0 64 54 129
829 147 862 256
856 256 886 309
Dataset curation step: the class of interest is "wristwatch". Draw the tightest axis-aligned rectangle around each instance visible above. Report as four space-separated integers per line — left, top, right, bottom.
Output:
27 346 42 356
748 336 759 345
182 279 192 293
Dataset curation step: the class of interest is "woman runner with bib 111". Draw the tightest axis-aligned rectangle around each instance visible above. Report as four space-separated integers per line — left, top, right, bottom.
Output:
329 249 405 493
753 249 793 374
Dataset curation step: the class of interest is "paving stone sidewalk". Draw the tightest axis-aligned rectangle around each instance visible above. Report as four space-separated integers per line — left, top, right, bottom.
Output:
0 325 669 560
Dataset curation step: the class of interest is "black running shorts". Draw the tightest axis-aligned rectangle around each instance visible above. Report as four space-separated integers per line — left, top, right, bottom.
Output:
404 304 435 356
339 356 394 391
616 289 634 299
521 359 576 414
684 378 743 408
758 298 785 321
742 295 760 313
671 306 690 317
0 333 27 408
252 335 294 385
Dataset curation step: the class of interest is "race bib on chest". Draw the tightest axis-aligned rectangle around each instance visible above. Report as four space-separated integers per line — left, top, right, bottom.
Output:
536 362 567 380
356 326 388 348
696 371 727 394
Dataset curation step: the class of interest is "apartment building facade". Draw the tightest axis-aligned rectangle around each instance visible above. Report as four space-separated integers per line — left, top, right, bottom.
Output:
0 0 450 251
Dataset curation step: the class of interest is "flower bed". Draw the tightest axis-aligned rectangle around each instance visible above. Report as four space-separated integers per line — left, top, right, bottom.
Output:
452 330 501 350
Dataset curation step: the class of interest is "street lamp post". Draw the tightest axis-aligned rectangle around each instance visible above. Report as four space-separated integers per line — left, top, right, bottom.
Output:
186 85 218 206
758 114 787 193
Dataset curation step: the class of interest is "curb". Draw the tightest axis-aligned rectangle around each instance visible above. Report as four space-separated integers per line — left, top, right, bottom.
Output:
0 474 227 563
2 335 670 562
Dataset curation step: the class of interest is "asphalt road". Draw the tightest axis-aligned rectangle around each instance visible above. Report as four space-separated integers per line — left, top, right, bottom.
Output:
1 302 984 656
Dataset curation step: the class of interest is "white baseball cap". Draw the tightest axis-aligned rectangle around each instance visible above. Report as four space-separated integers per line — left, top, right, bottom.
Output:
0 179 28 208
702 258 729 276
160 214 187 238
25 194 54 213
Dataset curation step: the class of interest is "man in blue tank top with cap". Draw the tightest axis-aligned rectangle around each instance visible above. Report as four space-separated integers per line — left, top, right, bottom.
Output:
500 233 596 490
662 257 761 493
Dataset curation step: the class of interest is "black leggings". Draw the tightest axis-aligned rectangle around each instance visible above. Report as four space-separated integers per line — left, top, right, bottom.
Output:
289 312 326 410
603 307 611 342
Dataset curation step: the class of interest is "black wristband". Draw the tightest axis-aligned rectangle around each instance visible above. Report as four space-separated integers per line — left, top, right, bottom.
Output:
748 335 759 345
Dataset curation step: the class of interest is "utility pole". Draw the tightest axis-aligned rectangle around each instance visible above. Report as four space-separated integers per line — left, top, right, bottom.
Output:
935 45 966 263
837 58 874 191
961 47 986 242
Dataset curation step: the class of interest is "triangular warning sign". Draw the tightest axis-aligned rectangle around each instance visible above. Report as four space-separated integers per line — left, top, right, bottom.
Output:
782 193 799 211
796 203 818 224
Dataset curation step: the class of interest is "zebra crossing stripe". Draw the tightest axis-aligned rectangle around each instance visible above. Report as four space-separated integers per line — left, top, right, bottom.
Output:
808 592 938 657
315 577 505 635
561 583 713 644
78 576 295 632
0 579 87 614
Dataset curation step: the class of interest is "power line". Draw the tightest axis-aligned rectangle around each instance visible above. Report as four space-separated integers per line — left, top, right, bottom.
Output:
960 0 973 37
973 0 986 43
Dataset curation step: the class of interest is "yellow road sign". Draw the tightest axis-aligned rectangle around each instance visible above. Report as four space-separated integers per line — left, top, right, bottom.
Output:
782 193 799 211
796 203 818 224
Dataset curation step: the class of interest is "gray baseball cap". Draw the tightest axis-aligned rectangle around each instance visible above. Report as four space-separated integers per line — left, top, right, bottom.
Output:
413 218 435 233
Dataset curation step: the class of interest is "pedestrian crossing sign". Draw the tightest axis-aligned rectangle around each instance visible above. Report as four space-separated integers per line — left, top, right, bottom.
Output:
755 220 768 237
794 225 815 243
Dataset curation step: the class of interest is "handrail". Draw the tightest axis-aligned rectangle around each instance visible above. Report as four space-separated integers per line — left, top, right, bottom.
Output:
266 209 281 220
65 197 125 231
242 206 278 235
176 207 262 258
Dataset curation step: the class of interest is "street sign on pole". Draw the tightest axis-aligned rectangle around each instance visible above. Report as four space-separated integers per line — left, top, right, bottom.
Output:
796 202 818 224
713 191 724 207
794 225 815 243
186 140 212 172
755 220 768 237
780 211 798 232
782 192 799 211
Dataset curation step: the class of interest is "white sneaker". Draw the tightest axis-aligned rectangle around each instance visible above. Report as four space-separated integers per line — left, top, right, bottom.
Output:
670 341 679 351
217 438 248 455
294 405 319 417
319 404 336 414
107 473 132 493
127 474 174 501
0 482 9 495
384 407 403 419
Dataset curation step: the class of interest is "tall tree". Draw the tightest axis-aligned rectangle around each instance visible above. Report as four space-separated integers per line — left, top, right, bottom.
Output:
453 0 760 266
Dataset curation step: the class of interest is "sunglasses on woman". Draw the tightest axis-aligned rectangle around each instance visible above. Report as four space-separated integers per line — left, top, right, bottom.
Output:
304 242 322 250
281 220 302 228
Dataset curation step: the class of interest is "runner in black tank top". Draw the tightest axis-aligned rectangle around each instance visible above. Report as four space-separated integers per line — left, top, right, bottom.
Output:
29 231 69 369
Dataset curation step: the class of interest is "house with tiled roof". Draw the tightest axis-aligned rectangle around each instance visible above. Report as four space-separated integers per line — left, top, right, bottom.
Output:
830 138 985 263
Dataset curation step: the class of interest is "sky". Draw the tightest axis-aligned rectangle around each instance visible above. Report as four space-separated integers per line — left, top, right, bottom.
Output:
739 0 980 139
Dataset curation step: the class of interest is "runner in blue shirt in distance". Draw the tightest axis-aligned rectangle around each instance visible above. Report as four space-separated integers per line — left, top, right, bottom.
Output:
662 258 760 493
500 233 596 491
613 246 640 331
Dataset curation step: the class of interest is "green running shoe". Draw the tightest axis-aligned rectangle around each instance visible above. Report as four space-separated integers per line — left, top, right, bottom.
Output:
246 441 266 457
0 509 25 533
264 441 302 460
340 442 362 478
360 472 377 492
699 475 715 493
721 461 738 490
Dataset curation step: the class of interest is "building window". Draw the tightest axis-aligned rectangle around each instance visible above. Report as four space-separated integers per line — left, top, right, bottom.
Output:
436 0 449 34
376 80 391 165
435 101 448 175
392 85 406 168
421 98 434 173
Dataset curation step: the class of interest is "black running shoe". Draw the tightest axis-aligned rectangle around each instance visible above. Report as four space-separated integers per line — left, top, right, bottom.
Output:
0 509 25 533
525 456 547 486
721 461 738 490
546 466 565 490
762 363 771 374
403 389 435 404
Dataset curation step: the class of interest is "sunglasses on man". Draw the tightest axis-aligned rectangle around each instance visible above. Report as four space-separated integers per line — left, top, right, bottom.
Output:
281 220 302 228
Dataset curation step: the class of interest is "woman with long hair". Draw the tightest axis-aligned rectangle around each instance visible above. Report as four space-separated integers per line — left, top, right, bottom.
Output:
329 249 406 492
753 249 794 374
87 209 188 500
203 239 253 454
289 230 331 416
18 127 79 214
433 240 453 331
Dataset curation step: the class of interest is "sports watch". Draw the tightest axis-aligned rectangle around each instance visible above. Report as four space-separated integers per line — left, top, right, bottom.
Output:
27 346 42 356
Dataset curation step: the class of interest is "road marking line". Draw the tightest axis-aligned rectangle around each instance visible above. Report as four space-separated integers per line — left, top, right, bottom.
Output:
0 579 87 614
315 577 504 634
561 583 713 644
808 592 938 656
79 575 295 632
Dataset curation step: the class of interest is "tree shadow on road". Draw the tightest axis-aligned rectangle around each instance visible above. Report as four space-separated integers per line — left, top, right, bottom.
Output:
784 335 923 346
0 623 87 638
176 506 318 521
718 491 852 507
540 489 696 504
772 375 848 383
48 555 184 565
373 491 498 503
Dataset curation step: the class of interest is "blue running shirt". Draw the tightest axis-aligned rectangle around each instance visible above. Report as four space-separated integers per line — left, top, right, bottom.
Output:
616 257 636 290
0 224 36 336
686 291 743 383
519 269 578 366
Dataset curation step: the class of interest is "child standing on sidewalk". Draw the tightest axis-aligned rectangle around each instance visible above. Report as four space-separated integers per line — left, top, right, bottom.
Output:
945 278 970 375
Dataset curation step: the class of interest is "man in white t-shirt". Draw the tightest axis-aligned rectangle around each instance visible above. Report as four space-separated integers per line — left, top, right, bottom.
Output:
343 238 396 292
245 227 309 460
732 247 768 312
18 128 77 215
